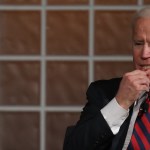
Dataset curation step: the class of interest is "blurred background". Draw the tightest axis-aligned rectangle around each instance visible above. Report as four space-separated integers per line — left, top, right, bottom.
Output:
0 0 149 150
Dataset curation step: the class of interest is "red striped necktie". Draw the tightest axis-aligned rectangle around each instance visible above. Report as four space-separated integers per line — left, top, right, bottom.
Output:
127 93 150 149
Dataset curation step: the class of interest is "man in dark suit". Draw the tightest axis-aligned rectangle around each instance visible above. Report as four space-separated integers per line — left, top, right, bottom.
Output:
64 7 150 150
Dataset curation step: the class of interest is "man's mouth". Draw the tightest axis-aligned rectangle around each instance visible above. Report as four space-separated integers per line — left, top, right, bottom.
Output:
141 65 150 70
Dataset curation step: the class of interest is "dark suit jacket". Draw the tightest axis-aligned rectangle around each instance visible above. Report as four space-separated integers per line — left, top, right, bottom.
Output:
63 78 133 150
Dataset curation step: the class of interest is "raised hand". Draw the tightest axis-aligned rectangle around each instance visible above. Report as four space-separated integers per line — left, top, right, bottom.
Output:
116 70 150 110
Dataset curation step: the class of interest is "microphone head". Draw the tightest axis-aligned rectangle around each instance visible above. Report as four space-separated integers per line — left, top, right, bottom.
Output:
138 101 149 117
143 103 149 113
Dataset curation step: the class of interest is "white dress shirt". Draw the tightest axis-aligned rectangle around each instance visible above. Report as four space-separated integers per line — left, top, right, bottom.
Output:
101 92 147 149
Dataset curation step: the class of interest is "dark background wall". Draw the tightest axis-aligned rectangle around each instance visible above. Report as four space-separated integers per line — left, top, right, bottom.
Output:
0 0 149 150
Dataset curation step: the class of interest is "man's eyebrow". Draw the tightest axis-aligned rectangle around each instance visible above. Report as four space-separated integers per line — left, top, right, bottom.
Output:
133 39 144 42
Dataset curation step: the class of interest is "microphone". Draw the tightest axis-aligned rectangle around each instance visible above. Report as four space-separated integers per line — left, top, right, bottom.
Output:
138 92 150 117
141 102 149 113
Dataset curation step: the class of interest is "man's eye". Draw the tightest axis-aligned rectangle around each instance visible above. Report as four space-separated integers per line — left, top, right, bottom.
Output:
134 42 144 45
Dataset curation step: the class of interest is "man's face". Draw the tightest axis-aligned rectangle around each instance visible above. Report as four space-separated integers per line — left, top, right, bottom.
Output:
133 18 150 70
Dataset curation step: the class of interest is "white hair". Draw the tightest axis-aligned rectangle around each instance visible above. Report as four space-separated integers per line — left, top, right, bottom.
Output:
132 7 150 28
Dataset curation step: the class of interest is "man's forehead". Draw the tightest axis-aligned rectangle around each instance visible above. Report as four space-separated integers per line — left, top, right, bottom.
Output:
134 18 150 31
135 18 150 25
133 18 150 40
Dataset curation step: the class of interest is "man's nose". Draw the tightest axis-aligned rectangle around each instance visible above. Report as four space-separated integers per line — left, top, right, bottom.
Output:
141 43 150 59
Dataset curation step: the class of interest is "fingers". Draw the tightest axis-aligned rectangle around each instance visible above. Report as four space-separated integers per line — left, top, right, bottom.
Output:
131 75 150 86
125 69 147 77
124 70 149 87
116 69 150 109
145 69 150 79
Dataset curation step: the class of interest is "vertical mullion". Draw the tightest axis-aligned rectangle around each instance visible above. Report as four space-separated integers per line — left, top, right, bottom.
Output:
137 0 143 6
89 0 95 84
40 0 47 150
